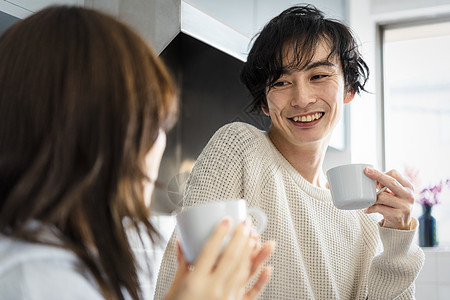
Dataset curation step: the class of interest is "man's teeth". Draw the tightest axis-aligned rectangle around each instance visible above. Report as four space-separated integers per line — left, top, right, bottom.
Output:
292 113 323 123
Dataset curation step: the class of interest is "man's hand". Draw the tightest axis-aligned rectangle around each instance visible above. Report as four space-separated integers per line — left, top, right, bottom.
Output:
364 167 415 230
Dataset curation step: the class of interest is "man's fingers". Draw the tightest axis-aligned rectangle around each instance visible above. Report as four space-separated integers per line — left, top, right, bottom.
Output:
365 168 415 205
364 203 411 229
385 169 415 190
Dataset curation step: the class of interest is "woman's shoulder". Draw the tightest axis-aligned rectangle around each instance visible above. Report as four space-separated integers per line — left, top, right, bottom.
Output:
0 236 103 299
0 236 67 263
0 236 79 278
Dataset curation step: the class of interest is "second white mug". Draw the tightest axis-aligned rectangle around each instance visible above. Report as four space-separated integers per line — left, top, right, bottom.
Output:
176 199 267 264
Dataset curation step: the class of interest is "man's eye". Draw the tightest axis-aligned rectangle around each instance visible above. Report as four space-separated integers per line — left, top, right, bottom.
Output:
273 81 289 87
311 74 328 80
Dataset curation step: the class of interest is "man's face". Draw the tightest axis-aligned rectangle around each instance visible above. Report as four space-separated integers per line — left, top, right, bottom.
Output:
264 40 354 151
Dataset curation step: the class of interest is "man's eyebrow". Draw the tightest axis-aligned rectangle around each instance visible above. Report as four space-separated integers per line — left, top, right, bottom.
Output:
281 60 337 74
304 60 336 71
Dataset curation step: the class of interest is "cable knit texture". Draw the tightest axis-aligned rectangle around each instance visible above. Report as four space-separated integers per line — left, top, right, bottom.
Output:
154 122 424 300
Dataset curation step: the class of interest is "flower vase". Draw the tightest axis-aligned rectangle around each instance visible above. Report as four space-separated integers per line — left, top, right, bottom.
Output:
418 204 437 247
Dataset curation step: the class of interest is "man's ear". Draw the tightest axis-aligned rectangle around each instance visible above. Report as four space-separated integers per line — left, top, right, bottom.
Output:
344 90 356 104
262 105 270 116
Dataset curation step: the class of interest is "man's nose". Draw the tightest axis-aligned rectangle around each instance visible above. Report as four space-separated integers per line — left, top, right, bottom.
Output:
290 84 315 108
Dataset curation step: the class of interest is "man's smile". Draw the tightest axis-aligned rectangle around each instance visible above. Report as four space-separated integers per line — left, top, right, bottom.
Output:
290 112 324 123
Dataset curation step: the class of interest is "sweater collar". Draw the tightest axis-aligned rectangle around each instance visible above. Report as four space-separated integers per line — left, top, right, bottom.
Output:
262 131 332 202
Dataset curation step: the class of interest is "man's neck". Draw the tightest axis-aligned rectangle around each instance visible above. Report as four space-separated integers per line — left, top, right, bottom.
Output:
268 132 329 188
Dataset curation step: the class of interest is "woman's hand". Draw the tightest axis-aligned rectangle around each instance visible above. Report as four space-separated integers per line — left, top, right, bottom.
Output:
364 167 415 230
165 218 275 300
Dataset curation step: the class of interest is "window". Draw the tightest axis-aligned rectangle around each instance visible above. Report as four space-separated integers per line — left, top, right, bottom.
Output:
382 21 450 247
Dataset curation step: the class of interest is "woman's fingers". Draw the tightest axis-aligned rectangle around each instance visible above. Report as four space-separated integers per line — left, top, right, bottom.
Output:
176 241 187 266
249 240 276 277
213 221 254 280
193 217 232 276
165 242 191 300
244 266 273 300
172 241 189 280
170 218 276 300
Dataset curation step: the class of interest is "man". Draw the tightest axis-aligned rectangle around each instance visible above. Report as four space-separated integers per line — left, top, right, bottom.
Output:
155 5 424 299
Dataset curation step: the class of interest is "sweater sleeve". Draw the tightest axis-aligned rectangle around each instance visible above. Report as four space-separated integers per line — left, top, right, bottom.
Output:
153 123 250 300
368 218 425 299
153 232 177 300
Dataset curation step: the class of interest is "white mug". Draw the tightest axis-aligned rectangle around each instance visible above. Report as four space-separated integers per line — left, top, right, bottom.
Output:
176 199 267 264
327 163 380 210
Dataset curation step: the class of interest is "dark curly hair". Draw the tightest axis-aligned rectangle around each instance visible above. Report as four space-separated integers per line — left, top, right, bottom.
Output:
241 4 369 112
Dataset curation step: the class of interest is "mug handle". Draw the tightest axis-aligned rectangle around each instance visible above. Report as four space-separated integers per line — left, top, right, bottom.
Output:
247 207 267 234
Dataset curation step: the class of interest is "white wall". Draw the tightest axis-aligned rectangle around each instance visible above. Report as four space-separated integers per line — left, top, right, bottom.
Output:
0 0 83 18
186 0 345 38
345 0 379 168
371 0 450 15
416 249 450 300
347 0 450 169
348 1 450 298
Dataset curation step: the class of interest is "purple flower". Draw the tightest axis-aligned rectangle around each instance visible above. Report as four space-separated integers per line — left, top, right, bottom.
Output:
418 179 450 206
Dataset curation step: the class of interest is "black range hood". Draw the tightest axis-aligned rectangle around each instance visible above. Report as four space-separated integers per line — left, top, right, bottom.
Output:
148 1 270 214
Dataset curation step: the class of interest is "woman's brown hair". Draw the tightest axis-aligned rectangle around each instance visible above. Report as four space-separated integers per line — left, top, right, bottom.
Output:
0 5 177 300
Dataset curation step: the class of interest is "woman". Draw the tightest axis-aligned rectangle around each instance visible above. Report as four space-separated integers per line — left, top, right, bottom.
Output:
0 6 274 300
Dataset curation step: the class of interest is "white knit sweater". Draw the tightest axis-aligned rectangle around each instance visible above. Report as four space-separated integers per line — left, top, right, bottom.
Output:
154 122 424 300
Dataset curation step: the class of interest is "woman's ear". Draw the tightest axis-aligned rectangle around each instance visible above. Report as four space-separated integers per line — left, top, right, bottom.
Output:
344 90 356 104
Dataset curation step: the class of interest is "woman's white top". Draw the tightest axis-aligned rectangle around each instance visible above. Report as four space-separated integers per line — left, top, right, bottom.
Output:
0 233 103 300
